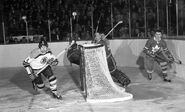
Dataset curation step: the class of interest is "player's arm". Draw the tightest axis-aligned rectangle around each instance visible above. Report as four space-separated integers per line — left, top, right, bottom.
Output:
105 39 111 50
22 56 36 80
46 49 59 66
161 41 174 62
143 39 155 57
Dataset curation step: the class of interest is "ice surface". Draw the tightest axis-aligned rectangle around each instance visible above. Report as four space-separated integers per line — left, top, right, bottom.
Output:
0 66 185 112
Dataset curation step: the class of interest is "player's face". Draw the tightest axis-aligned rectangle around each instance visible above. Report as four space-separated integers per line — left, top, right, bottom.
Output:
40 45 47 52
95 33 101 42
155 32 162 40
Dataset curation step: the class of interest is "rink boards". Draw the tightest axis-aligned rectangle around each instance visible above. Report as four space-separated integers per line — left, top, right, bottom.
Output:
0 39 185 79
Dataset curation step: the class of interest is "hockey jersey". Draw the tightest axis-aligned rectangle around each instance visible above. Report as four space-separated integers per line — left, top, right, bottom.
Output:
144 37 168 54
24 48 56 70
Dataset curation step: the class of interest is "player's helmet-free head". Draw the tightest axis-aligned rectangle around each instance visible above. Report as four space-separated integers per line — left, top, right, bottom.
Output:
155 28 162 34
38 38 48 48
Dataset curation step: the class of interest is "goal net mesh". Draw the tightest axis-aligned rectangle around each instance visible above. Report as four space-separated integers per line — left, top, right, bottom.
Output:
81 44 133 103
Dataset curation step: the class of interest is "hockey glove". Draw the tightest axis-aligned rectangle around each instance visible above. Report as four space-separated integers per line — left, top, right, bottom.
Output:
51 59 59 66
167 55 174 63
28 73 36 80
47 58 59 66
146 50 156 58
23 61 30 67
163 50 175 63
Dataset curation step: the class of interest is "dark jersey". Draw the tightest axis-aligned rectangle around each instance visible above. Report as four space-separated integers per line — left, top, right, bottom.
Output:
143 37 168 54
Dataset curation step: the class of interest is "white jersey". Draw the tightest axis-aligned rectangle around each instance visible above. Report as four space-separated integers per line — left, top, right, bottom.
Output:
24 48 56 70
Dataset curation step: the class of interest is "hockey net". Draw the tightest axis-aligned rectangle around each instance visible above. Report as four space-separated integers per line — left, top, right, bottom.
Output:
80 44 133 103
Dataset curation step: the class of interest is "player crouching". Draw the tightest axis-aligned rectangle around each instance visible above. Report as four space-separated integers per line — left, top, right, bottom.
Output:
23 38 62 100
143 29 174 82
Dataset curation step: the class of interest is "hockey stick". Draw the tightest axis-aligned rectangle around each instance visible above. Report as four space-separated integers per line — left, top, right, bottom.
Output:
154 48 182 65
93 21 123 43
155 54 182 64
95 14 102 33
35 41 75 77
103 21 123 40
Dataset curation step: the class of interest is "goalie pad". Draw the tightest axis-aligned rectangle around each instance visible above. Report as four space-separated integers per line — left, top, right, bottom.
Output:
111 69 131 87
107 53 117 72
105 52 131 87
67 43 81 65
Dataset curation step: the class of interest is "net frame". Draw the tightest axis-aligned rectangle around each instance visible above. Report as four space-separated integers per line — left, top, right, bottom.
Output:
80 44 133 103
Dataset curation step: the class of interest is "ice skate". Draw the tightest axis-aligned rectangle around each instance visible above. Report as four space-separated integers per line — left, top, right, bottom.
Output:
163 78 171 82
162 73 171 82
52 92 62 100
31 81 38 92
147 73 152 80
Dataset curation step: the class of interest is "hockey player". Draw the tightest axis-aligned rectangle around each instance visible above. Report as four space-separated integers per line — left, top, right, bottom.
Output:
143 29 174 82
93 32 131 87
22 38 62 99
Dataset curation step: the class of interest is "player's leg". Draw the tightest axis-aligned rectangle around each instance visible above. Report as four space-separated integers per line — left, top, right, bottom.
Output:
144 55 155 80
107 54 131 87
111 69 131 87
159 61 171 82
23 61 39 90
32 74 45 92
42 66 62 99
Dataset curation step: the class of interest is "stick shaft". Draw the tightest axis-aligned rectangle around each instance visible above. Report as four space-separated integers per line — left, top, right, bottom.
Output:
103 21 123 39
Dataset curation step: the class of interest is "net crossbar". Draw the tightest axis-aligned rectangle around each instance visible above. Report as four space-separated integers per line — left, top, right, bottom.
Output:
81 44 133 103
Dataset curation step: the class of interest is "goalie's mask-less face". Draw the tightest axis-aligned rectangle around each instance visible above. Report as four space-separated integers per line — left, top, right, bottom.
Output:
95 33 102 42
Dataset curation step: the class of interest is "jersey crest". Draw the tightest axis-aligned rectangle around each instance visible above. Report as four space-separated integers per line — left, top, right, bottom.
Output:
40 56 48 64
151 45 161 53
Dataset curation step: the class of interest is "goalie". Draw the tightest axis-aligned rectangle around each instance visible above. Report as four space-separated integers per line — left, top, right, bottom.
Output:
22 38 62 99
93 32 131 87
143 29 174 82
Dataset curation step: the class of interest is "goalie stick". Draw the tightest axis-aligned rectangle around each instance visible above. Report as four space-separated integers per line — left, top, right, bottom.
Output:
35 41 75 77
93 21 123 44
103 21 123 40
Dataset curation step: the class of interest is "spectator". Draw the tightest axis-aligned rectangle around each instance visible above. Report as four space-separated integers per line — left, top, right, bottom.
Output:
20 37 28 43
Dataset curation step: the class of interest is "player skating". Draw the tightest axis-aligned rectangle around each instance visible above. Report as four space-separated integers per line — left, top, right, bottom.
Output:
23 38 62 99
143 29 176 82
